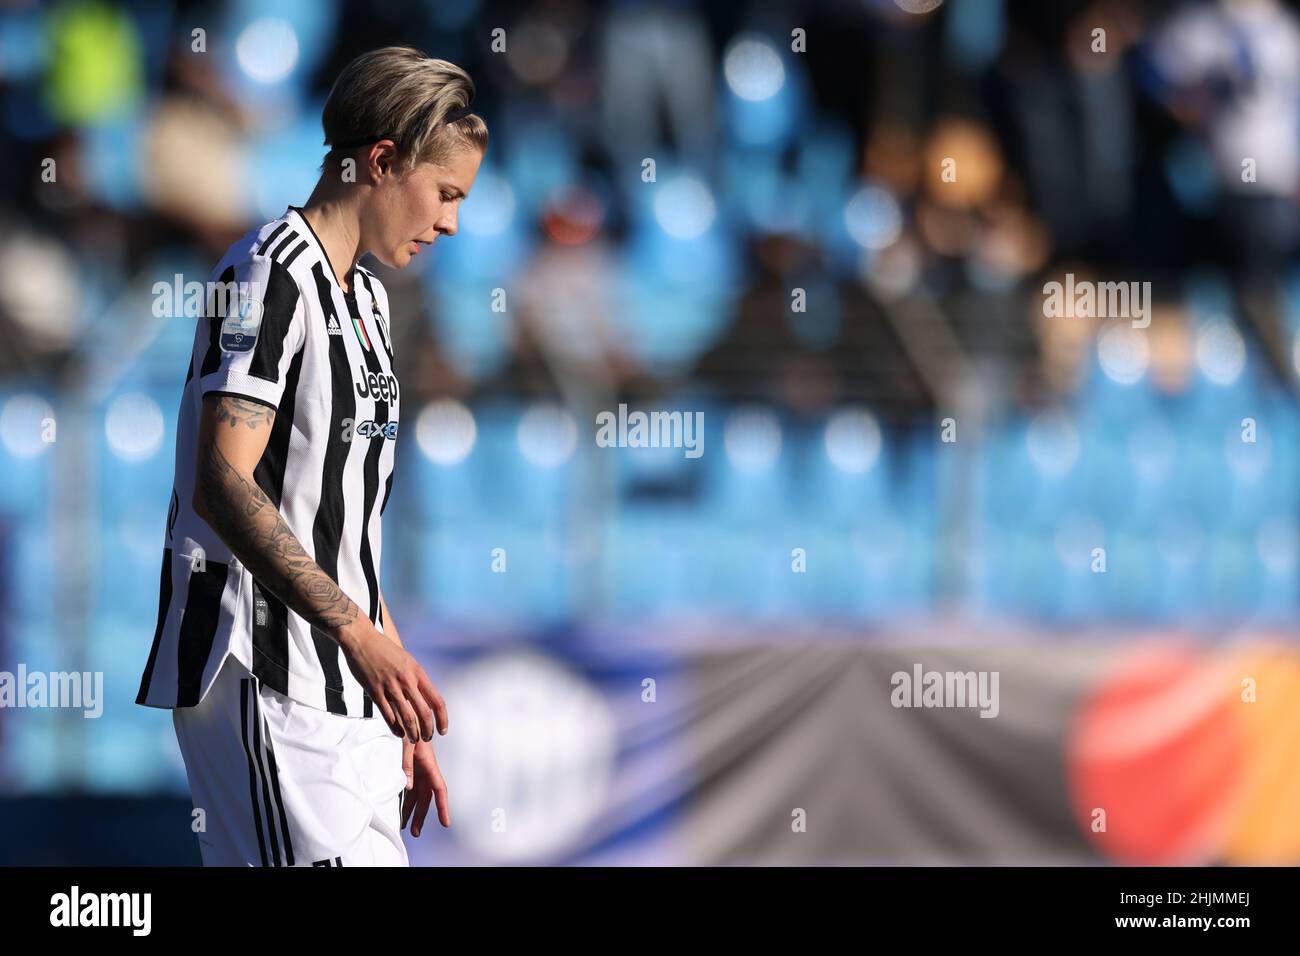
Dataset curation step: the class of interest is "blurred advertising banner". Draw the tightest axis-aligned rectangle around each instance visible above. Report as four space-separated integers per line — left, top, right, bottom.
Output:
405 628 1300 866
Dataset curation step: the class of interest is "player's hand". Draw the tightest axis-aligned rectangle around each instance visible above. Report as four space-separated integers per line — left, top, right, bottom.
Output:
339 620 448 742
401 738 450 834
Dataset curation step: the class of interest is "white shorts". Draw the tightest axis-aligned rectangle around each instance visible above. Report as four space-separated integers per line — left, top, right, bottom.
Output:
172 653 409 867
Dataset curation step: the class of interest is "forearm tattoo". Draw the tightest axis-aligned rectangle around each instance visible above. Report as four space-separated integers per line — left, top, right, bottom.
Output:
198 397 360 634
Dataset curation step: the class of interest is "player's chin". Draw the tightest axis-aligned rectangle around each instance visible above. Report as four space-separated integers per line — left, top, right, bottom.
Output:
396 243 428 268
375 247 412 270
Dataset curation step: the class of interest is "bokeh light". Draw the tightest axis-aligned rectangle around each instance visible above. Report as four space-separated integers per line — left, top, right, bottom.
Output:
416 400 477 466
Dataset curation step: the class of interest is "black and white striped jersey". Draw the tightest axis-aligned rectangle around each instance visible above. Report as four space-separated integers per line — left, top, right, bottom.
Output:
137 207 400 717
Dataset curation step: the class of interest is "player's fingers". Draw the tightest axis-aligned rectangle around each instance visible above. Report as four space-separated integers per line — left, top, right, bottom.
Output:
401 738 414 790
412 787 433 837
416 672 449 736
401 788 416 831
434 778 451 828
389 687 420 743
375 694 402 738
427 760 450 828
403 673 435 740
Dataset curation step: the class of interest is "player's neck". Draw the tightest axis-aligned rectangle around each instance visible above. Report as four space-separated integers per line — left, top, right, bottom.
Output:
297 190 363 294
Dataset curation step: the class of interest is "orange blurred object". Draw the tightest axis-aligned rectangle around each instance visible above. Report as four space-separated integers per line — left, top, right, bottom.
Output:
1217 644 1300 864
923 117 1003 209
1066 644 1246 864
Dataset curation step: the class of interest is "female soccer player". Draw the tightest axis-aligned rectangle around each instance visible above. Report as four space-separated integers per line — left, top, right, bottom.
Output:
137 47 486 866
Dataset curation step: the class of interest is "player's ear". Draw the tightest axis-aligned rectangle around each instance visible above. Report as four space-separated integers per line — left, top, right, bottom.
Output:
368 140 399 182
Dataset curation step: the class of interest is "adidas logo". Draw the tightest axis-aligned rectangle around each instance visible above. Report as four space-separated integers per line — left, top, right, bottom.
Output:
326 314 342 336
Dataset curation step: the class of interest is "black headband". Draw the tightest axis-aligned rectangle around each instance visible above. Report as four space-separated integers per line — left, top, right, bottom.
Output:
442 103 478 124
330 103 478 152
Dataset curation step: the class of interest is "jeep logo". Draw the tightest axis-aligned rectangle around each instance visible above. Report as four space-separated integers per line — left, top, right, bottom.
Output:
355 364 399 404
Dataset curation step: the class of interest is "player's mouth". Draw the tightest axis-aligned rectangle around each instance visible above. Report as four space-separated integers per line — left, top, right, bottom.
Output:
409 239 432 255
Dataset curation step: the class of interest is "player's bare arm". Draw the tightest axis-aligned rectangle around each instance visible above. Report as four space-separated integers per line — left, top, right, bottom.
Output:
378 591 403 647
193 393 442 742
201 397 356 628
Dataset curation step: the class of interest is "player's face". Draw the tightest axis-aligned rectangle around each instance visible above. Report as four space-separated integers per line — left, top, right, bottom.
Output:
371 147 482 269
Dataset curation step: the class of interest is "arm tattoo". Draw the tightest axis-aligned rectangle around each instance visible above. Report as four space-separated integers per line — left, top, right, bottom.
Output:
213 396 276 431
197 399 360 635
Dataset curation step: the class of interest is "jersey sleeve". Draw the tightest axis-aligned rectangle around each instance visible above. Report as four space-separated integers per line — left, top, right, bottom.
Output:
197 256 305 410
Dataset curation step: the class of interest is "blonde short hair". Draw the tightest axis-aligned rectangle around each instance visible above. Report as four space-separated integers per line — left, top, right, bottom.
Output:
322 46 488 171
